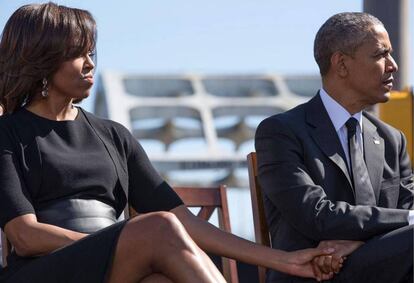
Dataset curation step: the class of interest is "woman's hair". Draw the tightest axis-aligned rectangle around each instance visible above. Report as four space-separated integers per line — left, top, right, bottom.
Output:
0 2 96 113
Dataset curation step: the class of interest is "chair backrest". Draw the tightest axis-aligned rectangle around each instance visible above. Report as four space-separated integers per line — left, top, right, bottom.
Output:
247 152 271 283
129 185 238 283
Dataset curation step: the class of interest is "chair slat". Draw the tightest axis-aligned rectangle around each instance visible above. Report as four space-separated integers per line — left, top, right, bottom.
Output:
197 206 215 220
174 185 239 283
173 187 221 206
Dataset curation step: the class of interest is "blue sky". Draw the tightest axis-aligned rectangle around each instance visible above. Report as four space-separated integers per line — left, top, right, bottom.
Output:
0 1 413 111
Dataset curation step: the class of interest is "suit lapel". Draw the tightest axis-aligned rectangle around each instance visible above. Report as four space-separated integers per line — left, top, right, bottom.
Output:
362 115 384 202
306 94 354 188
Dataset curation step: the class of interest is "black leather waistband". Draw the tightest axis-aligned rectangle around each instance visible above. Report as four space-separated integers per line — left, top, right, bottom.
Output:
36 199 118 234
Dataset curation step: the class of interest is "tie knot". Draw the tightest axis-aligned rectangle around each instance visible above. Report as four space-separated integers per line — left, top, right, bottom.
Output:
345 117 358 136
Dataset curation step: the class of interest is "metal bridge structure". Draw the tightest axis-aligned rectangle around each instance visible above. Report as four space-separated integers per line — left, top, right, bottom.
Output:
94 72 321 188
91 71 323 245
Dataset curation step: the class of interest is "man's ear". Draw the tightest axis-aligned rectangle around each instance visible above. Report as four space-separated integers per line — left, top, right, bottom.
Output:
330 51 349 77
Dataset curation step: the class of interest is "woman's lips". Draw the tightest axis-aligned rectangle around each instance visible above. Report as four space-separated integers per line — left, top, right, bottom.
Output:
81 75 94 84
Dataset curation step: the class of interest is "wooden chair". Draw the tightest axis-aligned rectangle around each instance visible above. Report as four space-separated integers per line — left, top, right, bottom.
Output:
1 229 11 267
130 185 239 283
0 185 239 283
247 152 271 283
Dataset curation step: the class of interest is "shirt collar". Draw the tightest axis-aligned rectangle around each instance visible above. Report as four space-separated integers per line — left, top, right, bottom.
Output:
319 88 363 132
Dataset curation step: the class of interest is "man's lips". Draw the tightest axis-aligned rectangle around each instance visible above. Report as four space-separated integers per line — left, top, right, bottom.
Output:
383 78 393 88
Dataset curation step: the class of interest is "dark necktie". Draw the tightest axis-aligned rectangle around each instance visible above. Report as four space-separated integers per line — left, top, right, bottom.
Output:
345 118 376 205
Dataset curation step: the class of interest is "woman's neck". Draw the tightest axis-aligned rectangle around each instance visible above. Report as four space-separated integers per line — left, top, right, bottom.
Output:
26 97 78 121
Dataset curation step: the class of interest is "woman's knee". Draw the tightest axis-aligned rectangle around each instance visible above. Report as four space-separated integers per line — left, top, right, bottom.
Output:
149 211 182 232
127 211 186 242
112 212 188 268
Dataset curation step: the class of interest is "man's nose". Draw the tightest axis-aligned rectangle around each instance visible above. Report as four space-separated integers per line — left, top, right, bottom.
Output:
387 55 398 73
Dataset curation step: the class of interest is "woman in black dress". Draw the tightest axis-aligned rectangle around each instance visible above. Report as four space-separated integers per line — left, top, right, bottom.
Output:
0 3 342 282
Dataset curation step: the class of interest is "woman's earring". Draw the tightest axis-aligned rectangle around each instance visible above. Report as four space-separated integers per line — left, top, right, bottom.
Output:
41 78 48 98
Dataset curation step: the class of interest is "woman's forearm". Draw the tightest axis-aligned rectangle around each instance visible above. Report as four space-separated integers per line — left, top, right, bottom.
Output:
171 205 335 280
5 214 87 257
171 206 287 269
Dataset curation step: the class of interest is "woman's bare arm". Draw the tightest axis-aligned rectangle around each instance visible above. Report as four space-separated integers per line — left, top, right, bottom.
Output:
171 205 336 281
4 214 87 257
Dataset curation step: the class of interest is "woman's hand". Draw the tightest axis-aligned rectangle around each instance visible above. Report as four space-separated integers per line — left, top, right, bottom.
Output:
312 240 364 278
311 254 343 280
280 247 337 281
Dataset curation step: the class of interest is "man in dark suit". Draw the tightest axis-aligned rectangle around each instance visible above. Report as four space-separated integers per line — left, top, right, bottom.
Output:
255 12 414 283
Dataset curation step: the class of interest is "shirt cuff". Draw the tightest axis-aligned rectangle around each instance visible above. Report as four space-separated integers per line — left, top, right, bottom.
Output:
408 210 414 225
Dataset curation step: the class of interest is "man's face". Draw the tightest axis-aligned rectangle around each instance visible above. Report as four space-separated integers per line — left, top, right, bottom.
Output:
345 24 398 107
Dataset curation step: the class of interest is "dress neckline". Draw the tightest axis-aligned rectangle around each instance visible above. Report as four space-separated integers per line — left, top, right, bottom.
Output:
22 107 82 123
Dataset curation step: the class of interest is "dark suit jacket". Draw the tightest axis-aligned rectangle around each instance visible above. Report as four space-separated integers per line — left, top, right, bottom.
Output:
255 94 414 282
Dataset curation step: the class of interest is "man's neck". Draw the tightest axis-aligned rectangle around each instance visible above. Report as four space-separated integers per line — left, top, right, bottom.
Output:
322 79 365 115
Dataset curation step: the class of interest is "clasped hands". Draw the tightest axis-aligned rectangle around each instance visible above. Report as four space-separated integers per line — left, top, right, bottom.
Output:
312 240 364 281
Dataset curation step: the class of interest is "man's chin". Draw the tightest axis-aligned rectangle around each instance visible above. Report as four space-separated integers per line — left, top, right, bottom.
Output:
377 92 391 104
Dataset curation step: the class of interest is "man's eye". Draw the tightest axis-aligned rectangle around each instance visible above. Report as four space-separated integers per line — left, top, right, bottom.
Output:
374 52 387 59
88 51 95 57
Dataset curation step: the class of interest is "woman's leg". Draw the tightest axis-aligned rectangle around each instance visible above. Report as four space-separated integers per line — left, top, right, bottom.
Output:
140 273 173 283
106 211 225 283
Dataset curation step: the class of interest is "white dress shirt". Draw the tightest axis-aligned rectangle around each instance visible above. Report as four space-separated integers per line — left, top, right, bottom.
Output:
319 88 363 170
319 88 414 224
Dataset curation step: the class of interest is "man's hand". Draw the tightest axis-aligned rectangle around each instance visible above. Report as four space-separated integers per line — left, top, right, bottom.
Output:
313 240 364 278
282 247 337 281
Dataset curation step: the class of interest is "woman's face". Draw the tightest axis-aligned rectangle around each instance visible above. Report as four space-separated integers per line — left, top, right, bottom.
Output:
49 52 95 101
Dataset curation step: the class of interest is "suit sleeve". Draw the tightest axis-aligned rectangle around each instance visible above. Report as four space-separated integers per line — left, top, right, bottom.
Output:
255 117 409 241
396 131 414 209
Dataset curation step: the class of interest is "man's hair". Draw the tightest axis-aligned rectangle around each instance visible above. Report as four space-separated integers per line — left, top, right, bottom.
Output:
314 12 383 76
0 2 96 113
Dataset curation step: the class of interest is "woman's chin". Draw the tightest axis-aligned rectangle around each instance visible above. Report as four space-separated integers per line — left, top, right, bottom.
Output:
72 93 90 104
